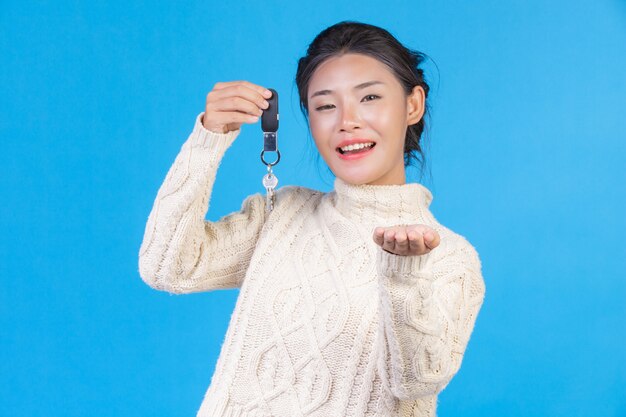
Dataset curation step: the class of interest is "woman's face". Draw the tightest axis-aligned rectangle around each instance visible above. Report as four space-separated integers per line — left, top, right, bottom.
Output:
307 53 425 186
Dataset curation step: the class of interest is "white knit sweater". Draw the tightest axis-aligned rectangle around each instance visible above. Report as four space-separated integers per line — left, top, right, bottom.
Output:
138 112 486 417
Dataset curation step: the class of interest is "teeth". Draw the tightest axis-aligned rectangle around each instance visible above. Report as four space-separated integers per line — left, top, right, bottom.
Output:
340 142 374 152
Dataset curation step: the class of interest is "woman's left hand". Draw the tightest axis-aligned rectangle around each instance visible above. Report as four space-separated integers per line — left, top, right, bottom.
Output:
373 224 441 256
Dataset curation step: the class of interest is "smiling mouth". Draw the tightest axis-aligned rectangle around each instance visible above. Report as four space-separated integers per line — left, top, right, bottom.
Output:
337 142 376 155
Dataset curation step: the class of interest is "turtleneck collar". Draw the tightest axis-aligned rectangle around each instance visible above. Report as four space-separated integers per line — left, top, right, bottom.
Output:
329 177 435 227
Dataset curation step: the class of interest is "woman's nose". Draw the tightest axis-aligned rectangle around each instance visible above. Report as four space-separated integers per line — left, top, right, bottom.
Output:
339 104 362 132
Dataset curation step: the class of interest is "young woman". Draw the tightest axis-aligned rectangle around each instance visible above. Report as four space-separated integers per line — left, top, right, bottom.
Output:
139 21 485 417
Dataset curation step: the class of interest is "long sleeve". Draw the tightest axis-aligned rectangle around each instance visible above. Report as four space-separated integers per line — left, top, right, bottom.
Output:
138 112 267 294
375 235 486 400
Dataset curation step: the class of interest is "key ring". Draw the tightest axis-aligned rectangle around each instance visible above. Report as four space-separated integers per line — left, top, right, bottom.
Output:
260 149 281 167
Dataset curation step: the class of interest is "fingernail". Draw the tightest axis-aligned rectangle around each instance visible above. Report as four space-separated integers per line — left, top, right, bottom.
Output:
424 232 433 241
264 89 272 98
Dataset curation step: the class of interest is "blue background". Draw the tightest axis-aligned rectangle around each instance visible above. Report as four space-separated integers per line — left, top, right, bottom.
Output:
2 1 625 416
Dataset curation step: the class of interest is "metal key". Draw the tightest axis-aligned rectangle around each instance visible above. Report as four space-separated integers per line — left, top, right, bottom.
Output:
262 169 278 212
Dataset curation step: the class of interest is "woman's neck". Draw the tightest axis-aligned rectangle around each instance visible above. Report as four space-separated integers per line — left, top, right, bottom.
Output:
328 177 436 227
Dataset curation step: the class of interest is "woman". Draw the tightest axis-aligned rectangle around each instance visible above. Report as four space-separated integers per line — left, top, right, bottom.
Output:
139 21 485 417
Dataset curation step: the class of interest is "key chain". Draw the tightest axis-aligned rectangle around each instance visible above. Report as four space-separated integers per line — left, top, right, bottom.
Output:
260 88 280 212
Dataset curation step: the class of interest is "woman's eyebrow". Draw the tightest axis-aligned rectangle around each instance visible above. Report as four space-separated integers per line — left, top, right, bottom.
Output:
310 80 384 99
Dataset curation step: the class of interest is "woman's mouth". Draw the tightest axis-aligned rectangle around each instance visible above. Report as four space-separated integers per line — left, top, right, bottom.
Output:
336 142 376 160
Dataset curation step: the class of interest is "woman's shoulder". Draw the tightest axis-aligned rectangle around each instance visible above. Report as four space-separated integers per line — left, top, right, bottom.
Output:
274 183 325 199
272 183 326 213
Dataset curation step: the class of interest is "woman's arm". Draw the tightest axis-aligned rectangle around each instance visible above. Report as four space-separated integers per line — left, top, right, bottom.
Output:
376 235 486 400
138 112 267 294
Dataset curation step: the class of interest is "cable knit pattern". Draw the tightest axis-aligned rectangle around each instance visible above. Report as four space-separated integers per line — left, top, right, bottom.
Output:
138 112 486 417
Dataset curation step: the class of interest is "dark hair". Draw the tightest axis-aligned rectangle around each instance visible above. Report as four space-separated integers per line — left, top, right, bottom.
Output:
296 21 432 172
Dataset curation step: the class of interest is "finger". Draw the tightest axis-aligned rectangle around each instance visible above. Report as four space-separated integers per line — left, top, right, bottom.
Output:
373 227 385 246
382 229 396 253
208 85 270 112
395 229 409 255
423 229 441 249
208 95 264 117
212 81 273 101
411 224 438 249
209 111 260 127
407 229 426 254
213 80 272 97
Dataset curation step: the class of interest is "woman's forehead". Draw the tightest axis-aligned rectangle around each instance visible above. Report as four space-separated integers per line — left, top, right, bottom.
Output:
308 54 396 96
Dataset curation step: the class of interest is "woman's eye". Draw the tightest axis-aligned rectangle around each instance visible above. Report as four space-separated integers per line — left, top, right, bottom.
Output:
314 95 379 111
362 94 381 102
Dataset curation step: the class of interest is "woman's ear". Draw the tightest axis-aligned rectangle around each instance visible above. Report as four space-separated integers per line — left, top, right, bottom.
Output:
406 85 426 126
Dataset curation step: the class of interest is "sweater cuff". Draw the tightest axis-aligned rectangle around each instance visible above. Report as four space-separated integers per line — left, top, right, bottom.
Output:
187 112 241 154
376 247 433 280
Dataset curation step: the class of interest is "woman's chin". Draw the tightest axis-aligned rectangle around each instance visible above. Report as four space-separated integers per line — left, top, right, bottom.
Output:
333 172 375 186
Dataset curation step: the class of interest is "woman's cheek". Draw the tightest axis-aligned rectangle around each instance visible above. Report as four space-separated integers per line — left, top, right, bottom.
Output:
319 113 337 130
311 116 335 146
309 124 333 165
365 105 391 126
309 113 326 134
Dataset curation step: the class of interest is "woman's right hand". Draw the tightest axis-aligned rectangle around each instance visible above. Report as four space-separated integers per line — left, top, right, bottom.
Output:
202 81 273 134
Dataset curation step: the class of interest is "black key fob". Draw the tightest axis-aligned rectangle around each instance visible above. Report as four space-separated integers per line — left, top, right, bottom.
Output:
261 88 279 133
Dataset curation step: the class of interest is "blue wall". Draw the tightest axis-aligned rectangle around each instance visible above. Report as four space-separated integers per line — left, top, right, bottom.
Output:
2 1 625 416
